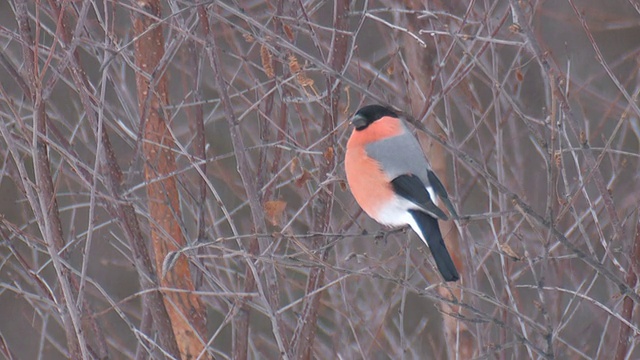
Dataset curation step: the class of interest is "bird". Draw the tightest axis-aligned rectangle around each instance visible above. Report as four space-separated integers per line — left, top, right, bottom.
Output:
344 104 460 282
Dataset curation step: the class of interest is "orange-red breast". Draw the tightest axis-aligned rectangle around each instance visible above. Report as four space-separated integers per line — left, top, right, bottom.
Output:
345 104 459 282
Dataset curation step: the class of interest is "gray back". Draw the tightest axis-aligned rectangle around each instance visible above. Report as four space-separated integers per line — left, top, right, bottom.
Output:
364 119 431 184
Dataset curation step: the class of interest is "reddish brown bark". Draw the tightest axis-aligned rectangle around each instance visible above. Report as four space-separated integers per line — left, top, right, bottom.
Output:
132 1 209 358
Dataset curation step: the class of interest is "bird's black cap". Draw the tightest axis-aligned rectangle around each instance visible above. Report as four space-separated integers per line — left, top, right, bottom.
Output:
351 105 399 130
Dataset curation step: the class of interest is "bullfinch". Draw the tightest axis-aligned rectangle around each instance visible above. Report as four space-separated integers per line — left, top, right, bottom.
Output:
345 104 460 282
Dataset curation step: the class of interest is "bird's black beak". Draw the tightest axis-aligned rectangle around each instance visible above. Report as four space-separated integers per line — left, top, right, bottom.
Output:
351 114 368 130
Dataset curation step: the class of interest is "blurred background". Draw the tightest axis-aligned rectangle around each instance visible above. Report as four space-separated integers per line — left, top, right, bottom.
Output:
1 0 639 359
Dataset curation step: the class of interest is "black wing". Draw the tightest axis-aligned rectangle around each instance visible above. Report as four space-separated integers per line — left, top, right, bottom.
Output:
427 170 459 219
391 174 448 220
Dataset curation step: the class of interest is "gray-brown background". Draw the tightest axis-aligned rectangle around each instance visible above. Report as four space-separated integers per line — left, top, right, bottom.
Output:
1 0 639 359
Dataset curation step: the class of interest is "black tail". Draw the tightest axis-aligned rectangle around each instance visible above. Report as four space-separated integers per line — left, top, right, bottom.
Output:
409 210 459 282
